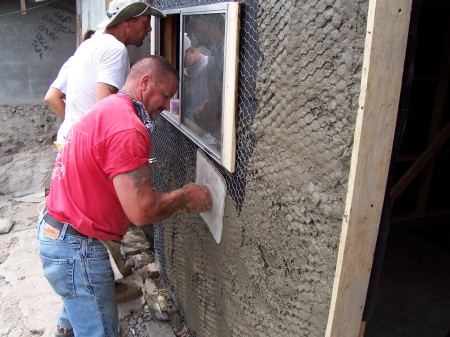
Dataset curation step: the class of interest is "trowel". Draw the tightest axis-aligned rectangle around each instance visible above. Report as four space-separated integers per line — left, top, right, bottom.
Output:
195 149 226 244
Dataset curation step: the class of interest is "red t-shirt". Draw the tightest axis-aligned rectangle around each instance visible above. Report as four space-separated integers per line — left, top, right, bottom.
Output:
46 94 150 241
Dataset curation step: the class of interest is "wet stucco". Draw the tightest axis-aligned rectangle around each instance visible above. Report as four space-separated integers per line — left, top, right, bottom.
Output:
159 0 369 336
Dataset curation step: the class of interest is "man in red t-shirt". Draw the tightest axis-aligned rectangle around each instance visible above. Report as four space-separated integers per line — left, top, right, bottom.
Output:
38 56 212 337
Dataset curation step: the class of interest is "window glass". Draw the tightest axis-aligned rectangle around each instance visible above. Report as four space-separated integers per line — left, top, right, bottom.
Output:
181 13 226 156
152 3 240 172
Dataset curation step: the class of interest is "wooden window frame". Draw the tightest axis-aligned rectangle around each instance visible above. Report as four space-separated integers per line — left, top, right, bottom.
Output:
151 2 240 173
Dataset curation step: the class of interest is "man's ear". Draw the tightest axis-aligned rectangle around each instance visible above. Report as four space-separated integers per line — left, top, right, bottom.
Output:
140 74 152 91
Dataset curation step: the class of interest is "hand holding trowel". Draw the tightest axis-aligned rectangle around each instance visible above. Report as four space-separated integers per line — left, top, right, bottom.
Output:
176 183 213 214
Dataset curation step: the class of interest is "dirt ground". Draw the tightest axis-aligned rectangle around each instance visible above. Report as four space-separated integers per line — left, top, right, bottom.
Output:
0 190 184 337
0 191 59 336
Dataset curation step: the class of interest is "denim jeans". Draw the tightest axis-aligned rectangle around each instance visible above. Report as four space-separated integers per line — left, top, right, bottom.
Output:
37 210 118 337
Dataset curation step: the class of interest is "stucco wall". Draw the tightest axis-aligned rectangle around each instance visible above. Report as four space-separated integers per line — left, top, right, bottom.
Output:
154 0 368 336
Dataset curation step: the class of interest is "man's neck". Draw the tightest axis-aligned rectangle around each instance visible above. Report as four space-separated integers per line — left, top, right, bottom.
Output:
104 26 127 45
121 86 140 102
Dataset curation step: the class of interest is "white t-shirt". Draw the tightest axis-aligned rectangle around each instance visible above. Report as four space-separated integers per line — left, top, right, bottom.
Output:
57 33 130 143
51 57 72 94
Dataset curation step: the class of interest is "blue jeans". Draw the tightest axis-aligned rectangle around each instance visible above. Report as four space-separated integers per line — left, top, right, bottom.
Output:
37 210 118 337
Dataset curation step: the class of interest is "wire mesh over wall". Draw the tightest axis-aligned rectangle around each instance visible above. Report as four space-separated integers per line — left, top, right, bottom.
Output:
149 0 260 324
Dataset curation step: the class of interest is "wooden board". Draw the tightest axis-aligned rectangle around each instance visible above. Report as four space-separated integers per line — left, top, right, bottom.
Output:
325 1 413 336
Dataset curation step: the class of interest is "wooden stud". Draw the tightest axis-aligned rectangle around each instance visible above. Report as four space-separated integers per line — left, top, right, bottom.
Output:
221 2 240 173
325 1 412 336
359 321 366 337
20 0 26 15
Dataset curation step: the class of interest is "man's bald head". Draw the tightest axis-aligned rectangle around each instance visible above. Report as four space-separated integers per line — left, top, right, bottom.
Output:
122 56 179 120
127 56 179 86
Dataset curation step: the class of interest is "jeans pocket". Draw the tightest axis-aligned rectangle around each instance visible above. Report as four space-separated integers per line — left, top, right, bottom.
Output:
39 254 76 299
84 244 114 287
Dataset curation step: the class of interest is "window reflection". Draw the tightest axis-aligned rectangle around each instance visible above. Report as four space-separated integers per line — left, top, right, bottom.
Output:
182 13 225 155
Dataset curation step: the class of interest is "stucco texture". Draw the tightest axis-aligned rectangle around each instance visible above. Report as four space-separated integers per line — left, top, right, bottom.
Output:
156 0 368 336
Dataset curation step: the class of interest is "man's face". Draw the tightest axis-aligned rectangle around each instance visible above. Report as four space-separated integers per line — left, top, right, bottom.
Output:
127 15 151 47
143 75 179 121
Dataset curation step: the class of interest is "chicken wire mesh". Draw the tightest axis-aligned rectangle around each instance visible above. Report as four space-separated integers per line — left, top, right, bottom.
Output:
148 0 260 328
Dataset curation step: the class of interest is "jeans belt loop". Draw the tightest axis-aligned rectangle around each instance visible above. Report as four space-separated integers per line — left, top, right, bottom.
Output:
60 223 69 239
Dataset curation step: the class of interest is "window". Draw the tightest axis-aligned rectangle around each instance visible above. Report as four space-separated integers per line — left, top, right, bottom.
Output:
151 2 240 173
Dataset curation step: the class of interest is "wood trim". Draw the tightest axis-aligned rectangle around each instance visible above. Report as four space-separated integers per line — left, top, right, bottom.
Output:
359 321 366 337
162 15 179 72
325 1 412 336
221 2 240 173
20 0 26 15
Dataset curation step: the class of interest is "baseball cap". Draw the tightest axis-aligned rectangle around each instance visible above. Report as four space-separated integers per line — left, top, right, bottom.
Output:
98 0 165 29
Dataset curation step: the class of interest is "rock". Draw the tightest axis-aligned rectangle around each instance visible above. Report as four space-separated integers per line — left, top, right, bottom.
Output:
157 295 168 312
152 302 170 322
12 192 45 203
138 263 160 280
129 252 153 270
142 279 158 309
0 218 15 234
122 227 152 257
0 145 55 195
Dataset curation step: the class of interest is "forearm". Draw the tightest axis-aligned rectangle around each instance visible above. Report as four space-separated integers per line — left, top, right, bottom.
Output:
48 101 65 119
44 87 65 119
114 166 212 227
132 188 188 226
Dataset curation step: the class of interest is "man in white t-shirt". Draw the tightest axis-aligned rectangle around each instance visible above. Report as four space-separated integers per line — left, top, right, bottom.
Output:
44 30 95 120
56 0 164 144
44 57 72 120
